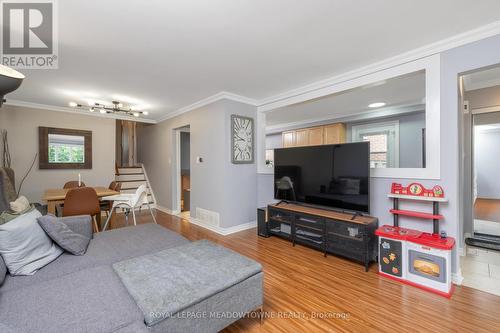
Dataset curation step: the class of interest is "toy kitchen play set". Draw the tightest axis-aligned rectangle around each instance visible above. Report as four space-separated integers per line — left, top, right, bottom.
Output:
375 183 455 298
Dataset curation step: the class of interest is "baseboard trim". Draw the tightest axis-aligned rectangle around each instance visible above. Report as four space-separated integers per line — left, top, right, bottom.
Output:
154 205 257 236
452 271 464 285
189 217 257 236
154 205 174 215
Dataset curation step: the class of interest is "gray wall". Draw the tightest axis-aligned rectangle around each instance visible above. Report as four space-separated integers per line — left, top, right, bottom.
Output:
137 99 257 228
266 133 282 150
465 87 500 200
474 129 500 199
0 105 116 202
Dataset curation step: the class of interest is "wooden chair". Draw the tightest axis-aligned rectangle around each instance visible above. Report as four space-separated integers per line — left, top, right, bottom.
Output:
63 181 86 189
63 187 101 232
55 181 88 216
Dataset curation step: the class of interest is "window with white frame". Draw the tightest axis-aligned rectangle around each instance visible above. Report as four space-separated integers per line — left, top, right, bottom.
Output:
351 120 399 168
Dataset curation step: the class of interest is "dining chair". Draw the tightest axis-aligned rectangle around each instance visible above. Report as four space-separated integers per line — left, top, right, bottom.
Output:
102 184 156 231
63 187 101 232
55 181 88 216
63 181 86 189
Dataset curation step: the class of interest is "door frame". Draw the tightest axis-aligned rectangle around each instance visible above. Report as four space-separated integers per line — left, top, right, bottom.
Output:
172 126 190 215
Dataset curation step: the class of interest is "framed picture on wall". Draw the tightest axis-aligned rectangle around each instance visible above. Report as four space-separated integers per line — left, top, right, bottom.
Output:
39 127 92 169
231 114 254 164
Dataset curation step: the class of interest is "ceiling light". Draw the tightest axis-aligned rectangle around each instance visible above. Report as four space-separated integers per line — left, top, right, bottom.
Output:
142 111 149 115
368 102 386 108
69 99 148 118
0 64 25 107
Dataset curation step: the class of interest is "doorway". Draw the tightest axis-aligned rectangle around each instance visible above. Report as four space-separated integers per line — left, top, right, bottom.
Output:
173 126 190 218
460 66 500 296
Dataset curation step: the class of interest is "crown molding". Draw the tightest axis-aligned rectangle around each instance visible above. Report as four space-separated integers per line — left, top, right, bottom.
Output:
5 99 158 124
156 91 258 123
257 20 500 112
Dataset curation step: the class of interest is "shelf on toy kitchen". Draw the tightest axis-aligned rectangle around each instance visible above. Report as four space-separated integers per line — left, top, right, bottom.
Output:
389 209 444 220
388 193 448 202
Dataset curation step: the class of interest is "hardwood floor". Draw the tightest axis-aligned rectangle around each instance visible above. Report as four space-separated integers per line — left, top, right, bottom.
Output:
110 210 500 333
474 198 500 223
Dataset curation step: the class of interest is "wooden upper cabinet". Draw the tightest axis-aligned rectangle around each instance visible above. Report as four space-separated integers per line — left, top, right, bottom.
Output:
308 126 324 146
282 130 296 148
281 123 345 148
295 129 309 146
324 123 346 144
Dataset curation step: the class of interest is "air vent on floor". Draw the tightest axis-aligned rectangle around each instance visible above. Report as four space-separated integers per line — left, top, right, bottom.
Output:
195 208 220 227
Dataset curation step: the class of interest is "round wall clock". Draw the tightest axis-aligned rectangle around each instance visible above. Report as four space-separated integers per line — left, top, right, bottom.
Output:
231 114 254 164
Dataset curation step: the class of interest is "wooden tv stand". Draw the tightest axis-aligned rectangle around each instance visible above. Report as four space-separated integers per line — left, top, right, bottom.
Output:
266 203 378 271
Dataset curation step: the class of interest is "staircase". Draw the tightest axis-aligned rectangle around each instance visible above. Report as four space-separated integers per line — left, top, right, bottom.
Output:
115 164 156 207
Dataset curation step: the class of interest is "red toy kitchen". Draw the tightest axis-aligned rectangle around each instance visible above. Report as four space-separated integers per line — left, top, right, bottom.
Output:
376 183 455 298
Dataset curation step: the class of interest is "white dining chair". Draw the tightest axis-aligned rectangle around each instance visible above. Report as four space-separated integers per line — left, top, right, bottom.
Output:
102 184 157 231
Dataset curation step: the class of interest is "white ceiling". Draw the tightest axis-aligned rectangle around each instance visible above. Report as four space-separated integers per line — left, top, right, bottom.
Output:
266 71 425 126
7 0 500 121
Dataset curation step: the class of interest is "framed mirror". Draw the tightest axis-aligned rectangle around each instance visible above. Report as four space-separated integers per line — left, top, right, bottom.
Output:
39 127 92 169
259 54 440 179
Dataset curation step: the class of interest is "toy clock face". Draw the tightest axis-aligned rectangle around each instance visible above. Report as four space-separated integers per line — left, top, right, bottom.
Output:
408 183 424 196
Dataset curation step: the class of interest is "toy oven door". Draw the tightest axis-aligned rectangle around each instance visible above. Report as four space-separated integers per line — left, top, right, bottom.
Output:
408 249 446 283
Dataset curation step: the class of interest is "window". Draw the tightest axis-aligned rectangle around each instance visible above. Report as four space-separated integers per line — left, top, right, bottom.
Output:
351 121 399 168
362 133 388 168
48 134 85 163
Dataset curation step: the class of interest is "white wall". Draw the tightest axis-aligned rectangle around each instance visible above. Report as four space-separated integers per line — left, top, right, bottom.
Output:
0 105 116 202
137 99 257 229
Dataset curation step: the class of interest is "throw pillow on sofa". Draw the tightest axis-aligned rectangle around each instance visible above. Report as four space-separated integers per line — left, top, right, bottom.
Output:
0 209 63 275
0 204 35 225
10 195 30 213
37 215 91 255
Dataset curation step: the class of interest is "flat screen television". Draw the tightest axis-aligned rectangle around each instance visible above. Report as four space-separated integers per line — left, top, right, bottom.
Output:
274 142 370 213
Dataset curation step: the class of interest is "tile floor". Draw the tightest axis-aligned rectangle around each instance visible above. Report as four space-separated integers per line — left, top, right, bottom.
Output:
461 219 500 296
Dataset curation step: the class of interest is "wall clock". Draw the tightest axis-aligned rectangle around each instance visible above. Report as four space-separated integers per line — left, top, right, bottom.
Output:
231 114 254 164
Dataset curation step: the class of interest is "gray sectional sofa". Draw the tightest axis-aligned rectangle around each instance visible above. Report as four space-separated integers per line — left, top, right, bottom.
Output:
0 217 264 333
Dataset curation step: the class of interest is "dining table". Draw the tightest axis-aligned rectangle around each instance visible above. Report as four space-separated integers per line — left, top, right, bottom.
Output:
43 186 120 215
